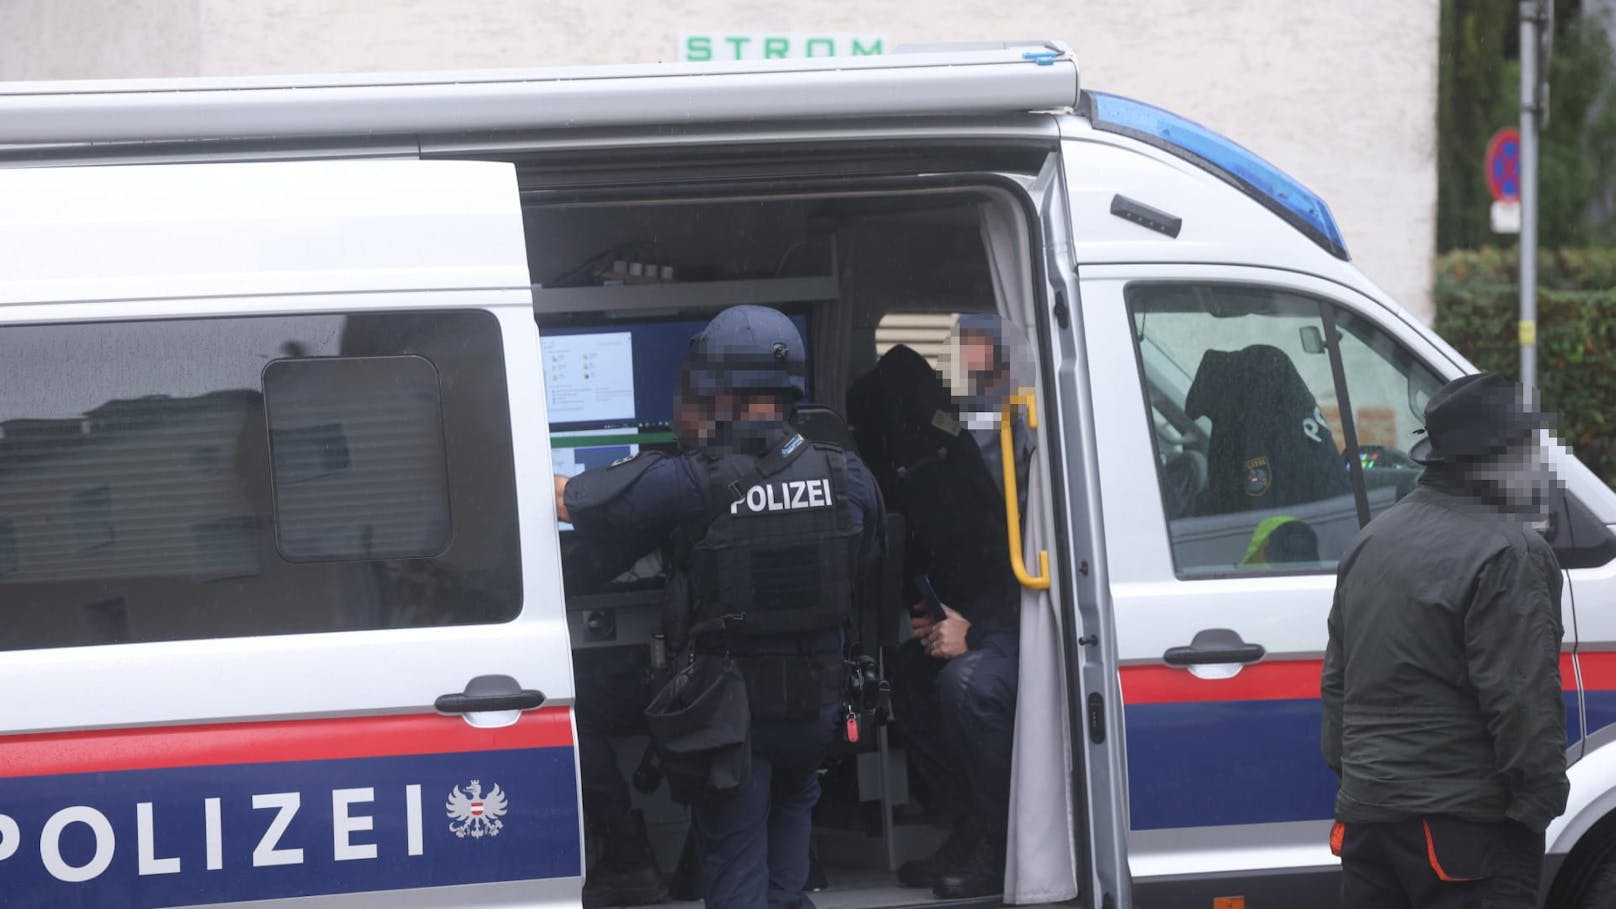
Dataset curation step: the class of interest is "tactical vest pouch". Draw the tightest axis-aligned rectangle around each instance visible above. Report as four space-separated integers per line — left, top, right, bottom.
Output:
736 653 840 721
689 443 860 638
644 651 751 804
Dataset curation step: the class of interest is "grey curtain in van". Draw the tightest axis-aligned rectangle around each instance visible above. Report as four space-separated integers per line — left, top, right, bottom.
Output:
979 197 1081 905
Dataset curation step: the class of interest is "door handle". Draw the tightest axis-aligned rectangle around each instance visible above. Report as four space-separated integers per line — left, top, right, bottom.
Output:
435 674 546 714
1162 629 1265 667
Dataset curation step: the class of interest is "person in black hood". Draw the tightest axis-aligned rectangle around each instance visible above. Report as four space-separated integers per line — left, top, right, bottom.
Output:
1321 372 1566 908
1186 343 1350 515
848 318 1029 901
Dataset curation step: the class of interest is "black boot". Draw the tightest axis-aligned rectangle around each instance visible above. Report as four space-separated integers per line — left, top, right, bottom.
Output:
806 840 829 892
582 810 667 907
666 826 701 902
897 819 980 889
932 835 1005 900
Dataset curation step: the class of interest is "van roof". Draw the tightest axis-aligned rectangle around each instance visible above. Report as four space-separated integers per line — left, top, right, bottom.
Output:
0 160 530 305
0 43 1078 147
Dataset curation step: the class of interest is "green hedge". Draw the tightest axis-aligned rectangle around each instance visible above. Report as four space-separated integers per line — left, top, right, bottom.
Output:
1434 248 1616 486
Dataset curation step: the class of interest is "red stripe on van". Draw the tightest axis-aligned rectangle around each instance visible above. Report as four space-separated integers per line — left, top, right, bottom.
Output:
1120 660 1323 705
1574 650 1616 690
0 705 572 779
1122 652 1586 706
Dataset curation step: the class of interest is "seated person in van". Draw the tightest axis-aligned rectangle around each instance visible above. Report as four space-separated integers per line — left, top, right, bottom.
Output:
847 315 1032 901
1184 343 1350 515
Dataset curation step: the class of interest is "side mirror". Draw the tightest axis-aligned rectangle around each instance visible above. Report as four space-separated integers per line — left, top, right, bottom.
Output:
1299 325 1326 355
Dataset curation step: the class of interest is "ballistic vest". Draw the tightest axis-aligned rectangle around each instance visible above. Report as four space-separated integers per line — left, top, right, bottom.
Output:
686 429 859 638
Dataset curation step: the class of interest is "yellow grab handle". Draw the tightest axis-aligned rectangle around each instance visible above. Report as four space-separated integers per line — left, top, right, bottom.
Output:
1001 390 1051 590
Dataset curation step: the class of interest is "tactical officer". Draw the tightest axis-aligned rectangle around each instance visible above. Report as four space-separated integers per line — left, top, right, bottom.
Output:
569 363 707 908
569 362 712 908
1322 373 1567 908
557 305 885 909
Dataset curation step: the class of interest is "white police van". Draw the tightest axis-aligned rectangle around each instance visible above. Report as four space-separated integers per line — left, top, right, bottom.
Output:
0 41 1613 909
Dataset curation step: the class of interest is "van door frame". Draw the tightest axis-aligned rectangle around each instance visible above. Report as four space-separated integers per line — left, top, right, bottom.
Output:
1033 152 1137 909
513 149 1125 905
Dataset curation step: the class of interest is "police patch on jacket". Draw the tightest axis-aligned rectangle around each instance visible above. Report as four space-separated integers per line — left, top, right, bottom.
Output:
1244 455 1272 497
729 477 836 515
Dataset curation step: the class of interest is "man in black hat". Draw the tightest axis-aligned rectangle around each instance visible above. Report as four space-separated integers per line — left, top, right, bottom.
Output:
1321 372 1567 907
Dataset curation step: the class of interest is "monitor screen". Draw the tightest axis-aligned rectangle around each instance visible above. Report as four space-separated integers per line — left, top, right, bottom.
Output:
542 314 811 529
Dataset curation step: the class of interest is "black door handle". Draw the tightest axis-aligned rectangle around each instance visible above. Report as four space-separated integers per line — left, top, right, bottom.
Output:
1162 629 1266 667
435 674 546 714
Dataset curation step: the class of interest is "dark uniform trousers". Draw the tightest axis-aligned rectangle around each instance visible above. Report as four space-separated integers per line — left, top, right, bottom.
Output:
891 630 1019 838
1339 817 1544 909
694 701 839 909
573 647 651 827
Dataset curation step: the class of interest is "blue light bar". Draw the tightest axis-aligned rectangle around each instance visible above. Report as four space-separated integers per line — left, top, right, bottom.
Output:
1082 91 1349 260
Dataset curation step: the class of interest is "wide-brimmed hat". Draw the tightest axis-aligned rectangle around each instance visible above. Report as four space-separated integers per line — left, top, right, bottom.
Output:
1409 372 1547 465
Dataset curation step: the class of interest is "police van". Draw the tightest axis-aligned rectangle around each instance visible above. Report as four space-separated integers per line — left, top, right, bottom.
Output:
0 41 1613 909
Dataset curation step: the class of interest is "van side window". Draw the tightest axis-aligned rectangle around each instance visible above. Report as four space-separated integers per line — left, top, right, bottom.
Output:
0 310 520 651
1330 307 1444 517
1127 284 1421 577
263 355 451 561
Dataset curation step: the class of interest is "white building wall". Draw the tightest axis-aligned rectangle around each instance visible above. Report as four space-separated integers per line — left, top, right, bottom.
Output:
0 0 1441 321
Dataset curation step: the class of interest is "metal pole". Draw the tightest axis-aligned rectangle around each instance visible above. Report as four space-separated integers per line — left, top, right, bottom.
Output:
1520 1 1540 405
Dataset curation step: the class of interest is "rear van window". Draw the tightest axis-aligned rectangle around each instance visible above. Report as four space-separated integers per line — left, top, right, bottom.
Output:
0 310 520 650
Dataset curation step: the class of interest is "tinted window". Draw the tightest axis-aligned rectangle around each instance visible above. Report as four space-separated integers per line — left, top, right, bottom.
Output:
264 356 451 561
0 310 520 651
1128 286 1357 577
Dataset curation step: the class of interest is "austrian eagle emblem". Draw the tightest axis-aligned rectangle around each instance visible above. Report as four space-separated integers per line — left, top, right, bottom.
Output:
446 779 507 838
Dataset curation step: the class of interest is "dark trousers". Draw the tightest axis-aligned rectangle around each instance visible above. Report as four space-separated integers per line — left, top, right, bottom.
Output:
1339 817 1544 909
693 703 838 909
890 631 1019 839
574 646 653 827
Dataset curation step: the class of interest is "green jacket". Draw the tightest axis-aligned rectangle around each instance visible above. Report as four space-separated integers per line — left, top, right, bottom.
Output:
1321 471 1568 832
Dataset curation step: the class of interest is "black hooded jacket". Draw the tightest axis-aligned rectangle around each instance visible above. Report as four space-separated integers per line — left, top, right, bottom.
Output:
847 345 1020 643
1186 344 1351 514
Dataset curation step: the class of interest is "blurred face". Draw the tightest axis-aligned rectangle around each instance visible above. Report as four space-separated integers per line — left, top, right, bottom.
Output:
1466 435 1553 511
958 331 1007 399
673 392 709 448
960 332 998 375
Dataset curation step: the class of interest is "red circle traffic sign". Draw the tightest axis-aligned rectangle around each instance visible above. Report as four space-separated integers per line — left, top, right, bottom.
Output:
1486 127 1522 202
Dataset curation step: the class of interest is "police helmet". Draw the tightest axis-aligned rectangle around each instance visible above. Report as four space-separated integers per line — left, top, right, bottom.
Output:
686 305 807 401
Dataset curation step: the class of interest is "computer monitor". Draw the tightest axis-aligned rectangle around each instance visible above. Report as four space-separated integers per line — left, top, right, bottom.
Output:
541 313 811 527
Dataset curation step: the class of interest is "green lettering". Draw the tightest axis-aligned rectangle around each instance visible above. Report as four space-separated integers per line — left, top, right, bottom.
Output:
725 36 751 60
805 37 835 58
685 36 711 62
850 37 884 56
764 37 790 59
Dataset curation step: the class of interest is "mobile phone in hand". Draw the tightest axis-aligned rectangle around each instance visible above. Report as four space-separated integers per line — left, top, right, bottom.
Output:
913 574 947 623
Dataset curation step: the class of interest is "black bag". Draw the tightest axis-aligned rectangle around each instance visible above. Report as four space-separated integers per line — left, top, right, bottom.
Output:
644 651 751 804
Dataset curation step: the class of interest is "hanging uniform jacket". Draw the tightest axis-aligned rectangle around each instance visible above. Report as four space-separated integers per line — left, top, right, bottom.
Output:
1185 343 1352 515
